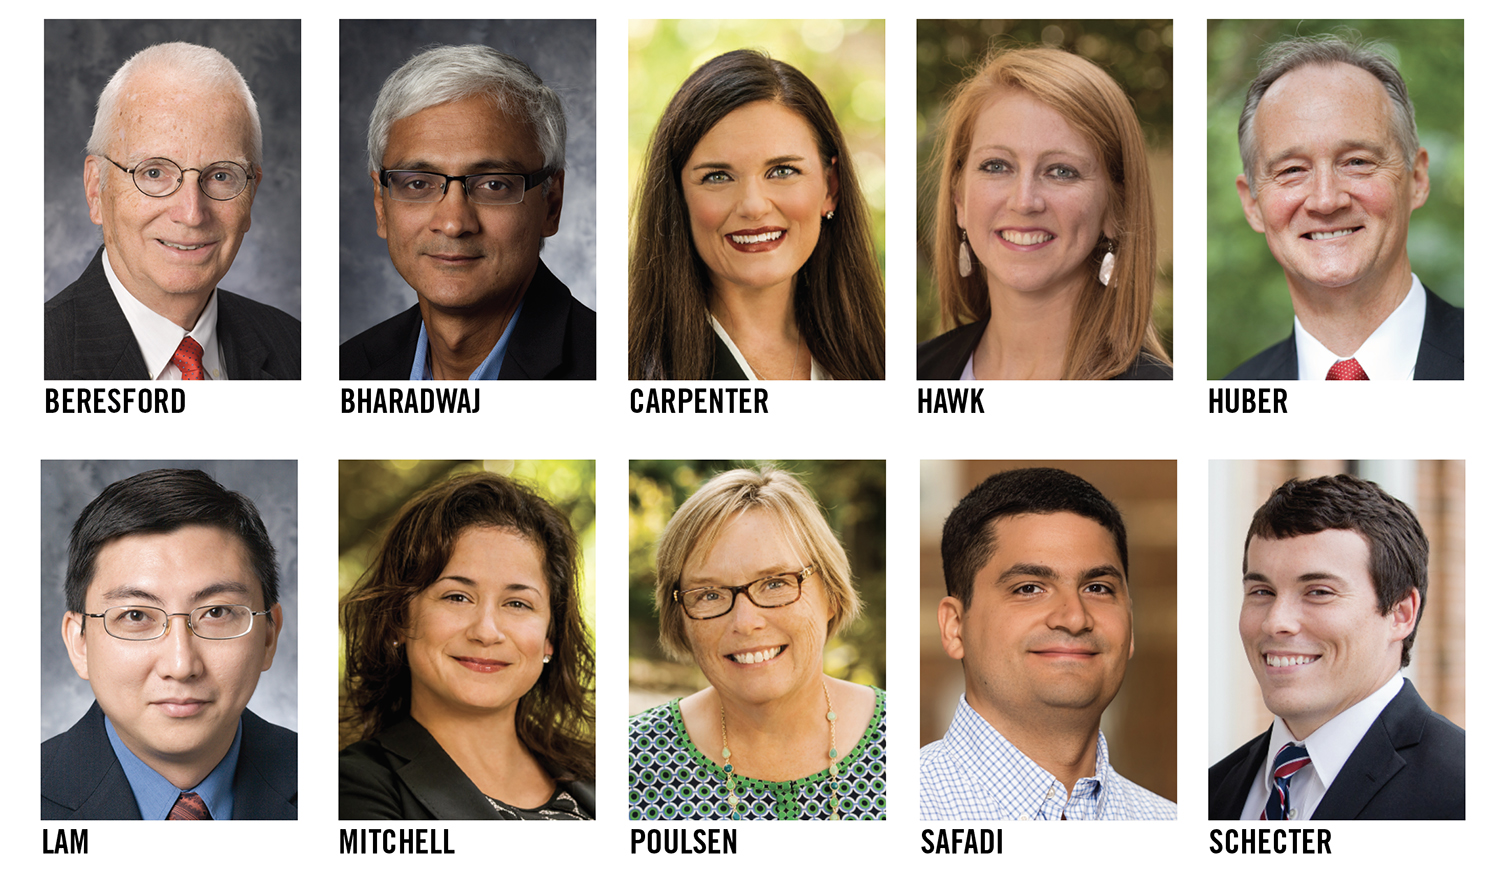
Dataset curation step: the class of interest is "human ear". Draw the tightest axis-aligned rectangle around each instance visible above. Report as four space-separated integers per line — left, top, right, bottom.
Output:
63 611 90 681
371 170 389 241
1236 175 1266 233
260 603 283 672
937 596 966 661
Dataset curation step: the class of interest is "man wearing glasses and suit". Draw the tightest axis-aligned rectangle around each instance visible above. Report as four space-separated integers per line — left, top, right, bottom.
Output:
45 42 300 381
42 469 296 820
339 44 595 381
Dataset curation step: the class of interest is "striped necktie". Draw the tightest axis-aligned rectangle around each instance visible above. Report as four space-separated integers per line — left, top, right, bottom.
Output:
168 791 212 820
1261 743 1311 820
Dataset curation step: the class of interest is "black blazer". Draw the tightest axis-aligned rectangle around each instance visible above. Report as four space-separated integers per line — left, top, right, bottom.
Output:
339 718 595 820
917 320 1172 379
1208 679 1464 820
45 246 302 380
339 260 596 380
1224 289 1463 380
41 701 298 819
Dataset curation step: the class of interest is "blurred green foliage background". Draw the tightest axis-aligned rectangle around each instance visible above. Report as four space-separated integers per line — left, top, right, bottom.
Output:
628 460 885 714
916 20 1174 352
338 460 596 709
1207 20 1463 379
628 20 886 270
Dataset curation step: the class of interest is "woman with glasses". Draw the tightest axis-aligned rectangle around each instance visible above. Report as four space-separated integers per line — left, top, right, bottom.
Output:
339 472 594 820
629 467 885 819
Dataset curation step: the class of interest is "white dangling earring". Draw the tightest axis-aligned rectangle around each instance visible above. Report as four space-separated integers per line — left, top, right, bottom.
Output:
958 229 973 278
1098 238 1117 287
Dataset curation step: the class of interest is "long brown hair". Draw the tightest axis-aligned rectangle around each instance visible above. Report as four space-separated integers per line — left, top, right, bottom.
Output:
927 47 1169 379
629 49 885 380
340 472 595 781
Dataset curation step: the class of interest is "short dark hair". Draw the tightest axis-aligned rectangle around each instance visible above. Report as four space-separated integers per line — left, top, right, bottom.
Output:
65 468 280 613
941 467 1128 607
1244 474 1428 667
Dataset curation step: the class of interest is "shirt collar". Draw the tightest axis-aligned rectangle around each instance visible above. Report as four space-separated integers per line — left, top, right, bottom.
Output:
1294 274 1426 380
101 246 224 380
945 694 1115 820
1259 671 1406 796
104 714 243 820
409 299 522 381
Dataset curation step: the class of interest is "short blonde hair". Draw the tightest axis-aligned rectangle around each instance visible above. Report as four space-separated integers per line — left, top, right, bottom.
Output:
654 467 861 660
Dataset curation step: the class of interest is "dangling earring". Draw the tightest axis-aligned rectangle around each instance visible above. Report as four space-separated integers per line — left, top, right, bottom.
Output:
958 229 973 278
1098 237 1117 287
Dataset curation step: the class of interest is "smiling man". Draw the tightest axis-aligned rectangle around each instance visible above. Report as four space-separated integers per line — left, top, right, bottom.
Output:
920 468 1175 820
42 469 296 820
340 45 595 380
1225 35 1462 380
45 42 300 381
1209 474 1463 819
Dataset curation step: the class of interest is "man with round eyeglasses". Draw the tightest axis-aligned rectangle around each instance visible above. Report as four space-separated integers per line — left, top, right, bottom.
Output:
45 41 300 381
340 44 596 381
42 468 297 820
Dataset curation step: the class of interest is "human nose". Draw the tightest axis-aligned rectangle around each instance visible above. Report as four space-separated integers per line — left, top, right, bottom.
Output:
430 182 481 237
166 172 210 226
1012 173 1045 214
1305 165 1351 215
1046 589 1094 635
736 178 771 219
1259 595 1300 635
466 601 506 644
157 613 204 680
725 589 769 630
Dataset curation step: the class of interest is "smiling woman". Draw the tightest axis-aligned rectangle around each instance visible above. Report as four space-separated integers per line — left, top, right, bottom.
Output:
629 467 886 820
339 472 595 820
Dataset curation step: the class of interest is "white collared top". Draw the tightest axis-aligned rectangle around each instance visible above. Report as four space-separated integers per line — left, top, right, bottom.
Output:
1294 274 1426 380
102 246 227 380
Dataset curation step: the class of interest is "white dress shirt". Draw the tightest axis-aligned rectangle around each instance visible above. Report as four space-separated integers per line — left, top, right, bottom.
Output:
102 246 227 380
1238 671 1406 820
1294 274 1426 380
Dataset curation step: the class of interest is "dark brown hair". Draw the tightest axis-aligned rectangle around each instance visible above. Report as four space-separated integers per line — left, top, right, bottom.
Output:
629 49 885 380
1244 474 1428 667
340 472 594 780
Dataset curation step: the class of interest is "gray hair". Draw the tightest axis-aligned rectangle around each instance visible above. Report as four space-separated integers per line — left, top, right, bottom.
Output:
87 42 263 166
1238 35 1419 194
366 45 566 175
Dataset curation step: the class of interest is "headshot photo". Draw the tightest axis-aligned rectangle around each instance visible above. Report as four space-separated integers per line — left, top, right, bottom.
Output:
916 21 1173 380
43 20 301 381
627 460 886 819
338 460 595 820
40 461 298 820
1207 461 1465 819
339 21 597 381
1207 21 1463 380
918 460 1176 819
627 20 886 380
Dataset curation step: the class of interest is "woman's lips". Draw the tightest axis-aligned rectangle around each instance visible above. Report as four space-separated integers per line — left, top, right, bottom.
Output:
726 644 786 665
726 227 786 253
454 656 510 673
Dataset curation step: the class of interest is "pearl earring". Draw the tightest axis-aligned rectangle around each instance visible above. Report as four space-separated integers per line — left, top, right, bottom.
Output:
1098 237 1117 287
958 229 973 278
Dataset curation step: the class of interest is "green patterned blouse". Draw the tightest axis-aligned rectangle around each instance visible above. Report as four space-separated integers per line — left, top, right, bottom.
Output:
628 687 887 820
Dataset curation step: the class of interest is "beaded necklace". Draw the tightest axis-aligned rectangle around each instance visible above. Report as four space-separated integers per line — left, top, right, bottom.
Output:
719 680 842 820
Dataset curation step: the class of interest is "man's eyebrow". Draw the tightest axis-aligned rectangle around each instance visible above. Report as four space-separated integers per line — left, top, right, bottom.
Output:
1260 139 1392 172
100 587 164 605
996 562 1059 583
1242 570 1347 584
98 582 253 606
1080 565 1124 582
392 159 526 174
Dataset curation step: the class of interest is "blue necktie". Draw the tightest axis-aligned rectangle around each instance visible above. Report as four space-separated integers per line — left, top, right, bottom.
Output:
1261 743 1311 820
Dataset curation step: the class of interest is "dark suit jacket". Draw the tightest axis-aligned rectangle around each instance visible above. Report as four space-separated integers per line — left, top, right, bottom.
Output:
338 718 595 820
1208 679 1464 819
1224 289 1463 380
41 701 298 820
339 260 596 380
45 246 302 380
917 320 1172 379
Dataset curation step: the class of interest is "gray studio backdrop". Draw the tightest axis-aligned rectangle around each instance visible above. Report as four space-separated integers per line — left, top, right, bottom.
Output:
43 20 302 318
339 20 598 344
40 460 299 741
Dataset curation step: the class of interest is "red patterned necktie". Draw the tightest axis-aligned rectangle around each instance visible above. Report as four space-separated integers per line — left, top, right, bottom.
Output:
1326 358 1368 380
1260 743 1311 820
167 791 212 820
171 335 206 380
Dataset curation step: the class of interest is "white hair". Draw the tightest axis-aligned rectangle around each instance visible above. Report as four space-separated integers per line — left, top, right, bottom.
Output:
87 42 263 165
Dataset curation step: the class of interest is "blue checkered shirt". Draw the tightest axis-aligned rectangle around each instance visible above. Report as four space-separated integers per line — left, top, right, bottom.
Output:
920 694 1176 820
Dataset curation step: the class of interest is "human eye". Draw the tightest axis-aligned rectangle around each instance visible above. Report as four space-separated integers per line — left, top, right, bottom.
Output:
503 597 536 610
699 170 731 184
440 590 473 604
1244 585 1273 598
1047 164 1080 180
119 608 154 623
474 175 514 193
977 158 1011 174
1083 582 1116 595
1013 583 1044 596
137 161 173 180
767 164 800 180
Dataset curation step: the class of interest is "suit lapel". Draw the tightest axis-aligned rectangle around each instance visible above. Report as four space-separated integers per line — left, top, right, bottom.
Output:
231 710 298 819
382 720 498 819
1313 679 1422 819
44 703 145 819
498 261 570 380
1211 730 1270 819
70 293 151 380
218 293 271 380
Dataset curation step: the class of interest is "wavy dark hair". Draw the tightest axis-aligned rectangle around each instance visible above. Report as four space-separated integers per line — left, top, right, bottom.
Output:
629 49 885 380
340 472 594 781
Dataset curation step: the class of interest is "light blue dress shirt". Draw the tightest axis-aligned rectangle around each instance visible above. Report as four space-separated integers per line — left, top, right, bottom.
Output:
408 300 523 380
105 715 243 820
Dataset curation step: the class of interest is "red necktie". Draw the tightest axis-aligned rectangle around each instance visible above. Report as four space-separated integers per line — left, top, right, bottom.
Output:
1325 358 1368 380
172 336 205 380
1260 743 1311 820
167 791 212 820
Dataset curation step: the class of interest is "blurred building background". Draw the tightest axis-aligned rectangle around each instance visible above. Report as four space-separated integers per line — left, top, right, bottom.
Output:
1207 460 1464 761
918 459 1177 803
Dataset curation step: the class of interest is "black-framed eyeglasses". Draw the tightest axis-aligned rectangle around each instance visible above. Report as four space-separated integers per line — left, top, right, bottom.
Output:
83 604 271 641
103 155 255 201
674 565 817 620
379 168 554 206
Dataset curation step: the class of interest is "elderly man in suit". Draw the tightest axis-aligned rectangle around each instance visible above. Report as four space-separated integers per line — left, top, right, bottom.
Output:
1209 474 1463 820
340 45 595 381
42 469 296 820
45 42 300 381
1225 36 1462 380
